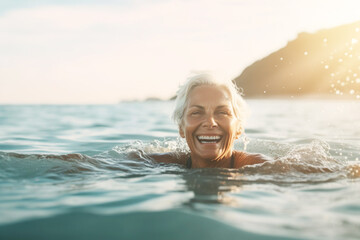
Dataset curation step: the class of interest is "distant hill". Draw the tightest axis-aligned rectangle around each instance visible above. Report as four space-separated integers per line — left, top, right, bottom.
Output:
233 21 360 98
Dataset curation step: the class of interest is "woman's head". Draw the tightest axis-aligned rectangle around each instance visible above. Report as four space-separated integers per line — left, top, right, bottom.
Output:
172 73 248 161
173 73 248 133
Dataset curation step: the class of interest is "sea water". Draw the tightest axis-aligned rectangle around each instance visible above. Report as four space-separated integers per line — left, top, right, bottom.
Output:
0 99 359 240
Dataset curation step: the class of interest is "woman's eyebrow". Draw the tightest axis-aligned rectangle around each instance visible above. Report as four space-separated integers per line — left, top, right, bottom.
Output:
189 105 204 109
216 105 230 109
188 105 230 110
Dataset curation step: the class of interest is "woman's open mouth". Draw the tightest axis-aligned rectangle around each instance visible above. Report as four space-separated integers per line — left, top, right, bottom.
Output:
197 135 222 144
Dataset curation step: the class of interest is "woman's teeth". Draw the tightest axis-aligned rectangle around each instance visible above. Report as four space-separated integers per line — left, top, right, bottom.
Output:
197 135 221 143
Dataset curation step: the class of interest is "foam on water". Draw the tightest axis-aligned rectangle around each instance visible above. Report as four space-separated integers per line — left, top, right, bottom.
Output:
1 139 358 182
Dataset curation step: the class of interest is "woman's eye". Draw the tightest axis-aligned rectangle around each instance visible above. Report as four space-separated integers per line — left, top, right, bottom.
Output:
191 111 200 115
218 111 230 115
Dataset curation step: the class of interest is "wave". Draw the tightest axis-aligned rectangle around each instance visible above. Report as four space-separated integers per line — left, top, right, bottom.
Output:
0 139 359 182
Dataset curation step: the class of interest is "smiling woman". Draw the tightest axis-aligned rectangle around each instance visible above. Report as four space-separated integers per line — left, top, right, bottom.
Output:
147 73 270 168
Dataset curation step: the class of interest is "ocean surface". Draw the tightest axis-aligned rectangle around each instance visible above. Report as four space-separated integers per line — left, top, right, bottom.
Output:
0 99 359 240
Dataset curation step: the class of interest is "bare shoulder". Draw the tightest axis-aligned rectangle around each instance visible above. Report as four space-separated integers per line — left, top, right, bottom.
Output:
144 152 188 166
233 151 271 168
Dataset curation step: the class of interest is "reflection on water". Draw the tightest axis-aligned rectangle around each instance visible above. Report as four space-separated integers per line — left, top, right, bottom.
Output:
183 169 244 206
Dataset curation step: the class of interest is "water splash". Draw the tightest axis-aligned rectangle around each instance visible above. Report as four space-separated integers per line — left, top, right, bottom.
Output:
1 138 359 182
241 134 250 151
240 139 360 184
326 31 360 99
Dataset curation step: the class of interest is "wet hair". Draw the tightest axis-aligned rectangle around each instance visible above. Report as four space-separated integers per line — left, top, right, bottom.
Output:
172 73 248 133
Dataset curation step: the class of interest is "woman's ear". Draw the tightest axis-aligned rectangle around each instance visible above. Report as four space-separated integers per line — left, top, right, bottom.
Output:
179 126 185 138
235 130 242 139
235 123 243 139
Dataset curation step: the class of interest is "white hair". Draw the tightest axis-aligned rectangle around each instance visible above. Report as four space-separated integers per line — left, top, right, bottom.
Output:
172 73 248 133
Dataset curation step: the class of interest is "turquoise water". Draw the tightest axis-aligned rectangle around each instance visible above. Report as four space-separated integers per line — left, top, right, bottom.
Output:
0 100 359 240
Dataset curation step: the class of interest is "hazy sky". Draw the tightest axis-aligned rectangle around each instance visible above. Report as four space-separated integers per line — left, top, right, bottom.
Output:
1 0 360 104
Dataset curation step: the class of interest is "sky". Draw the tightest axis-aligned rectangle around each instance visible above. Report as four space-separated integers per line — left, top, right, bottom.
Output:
1 0 360 104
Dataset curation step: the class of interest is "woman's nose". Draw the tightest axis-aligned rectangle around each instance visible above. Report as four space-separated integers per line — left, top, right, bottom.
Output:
203 114 218 128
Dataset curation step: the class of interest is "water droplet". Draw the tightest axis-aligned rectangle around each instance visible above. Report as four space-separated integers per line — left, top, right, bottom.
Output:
304 51 308 55
324 65 329 69
350 89 355 95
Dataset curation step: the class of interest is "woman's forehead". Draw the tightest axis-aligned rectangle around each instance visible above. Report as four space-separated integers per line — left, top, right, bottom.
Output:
187 85 232 106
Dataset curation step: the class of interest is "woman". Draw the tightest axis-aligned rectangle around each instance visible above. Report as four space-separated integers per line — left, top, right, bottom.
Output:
149 73 270 168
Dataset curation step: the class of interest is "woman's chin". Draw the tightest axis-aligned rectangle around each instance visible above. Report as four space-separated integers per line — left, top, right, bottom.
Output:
192 142 225 160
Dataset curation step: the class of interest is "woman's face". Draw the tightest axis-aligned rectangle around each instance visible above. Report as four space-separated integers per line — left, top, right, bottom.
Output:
180 85 241 161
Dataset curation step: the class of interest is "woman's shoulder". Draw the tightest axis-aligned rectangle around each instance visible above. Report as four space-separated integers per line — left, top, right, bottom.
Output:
147 152 189 166
233 151 271 168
